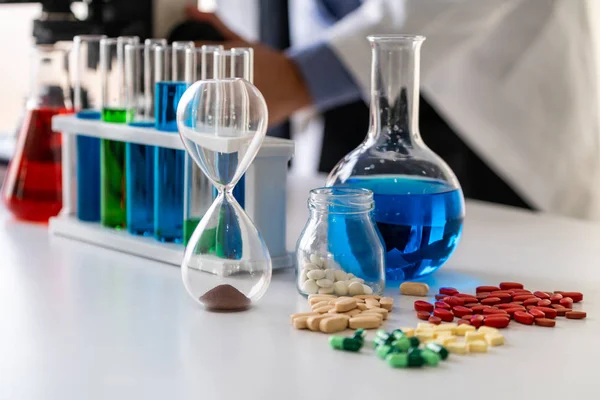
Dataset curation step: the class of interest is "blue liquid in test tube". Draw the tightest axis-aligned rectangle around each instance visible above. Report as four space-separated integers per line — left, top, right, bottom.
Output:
153 81 187 242
75 110 102 221
126 142 154 235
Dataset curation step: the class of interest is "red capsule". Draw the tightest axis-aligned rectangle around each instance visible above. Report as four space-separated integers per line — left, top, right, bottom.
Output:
528 309 545 319
435 294 447 301
452 306 472 318
560 292 583 302
494 293 513 303
476 286 500 293
526 305 536 311
428 315 442 325
458 319 471 326
470 314 485 328
417 311 431 320
414 300 434 312
553 307 568 317
514 311 534 325
534 307 558 319
537 299 552 307
439 287 459 296
504 307 526 317
535 318 556 327
497 303 518 309
434 301 452 310
483 308 507 316
455 295 478 303
533 291 550 300
513 294 537 302
471 305 491 314
483 316 511 328
481 297 501 306
443 296 465 306
550 293 563 304
510 289 532 294
554 290 564 294
510 301 524 305
464 303 479 308
460 314 473 321
565 311 587 319
524 298 540 306
433 308 455 322
499 282 524 290
476 292 491 300
490 290 512 296
559 297 573 309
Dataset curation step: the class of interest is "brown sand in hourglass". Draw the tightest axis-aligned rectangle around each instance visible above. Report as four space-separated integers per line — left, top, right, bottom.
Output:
199 284 252 311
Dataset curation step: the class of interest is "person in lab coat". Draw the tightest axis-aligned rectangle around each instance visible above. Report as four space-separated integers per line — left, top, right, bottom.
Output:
187 0 600 220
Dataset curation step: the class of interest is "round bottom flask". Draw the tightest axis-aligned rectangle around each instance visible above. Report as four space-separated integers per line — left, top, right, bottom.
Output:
177 78 272 310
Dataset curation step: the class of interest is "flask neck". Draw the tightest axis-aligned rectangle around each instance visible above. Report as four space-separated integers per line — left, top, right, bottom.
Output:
368 36 425 148
308 187 374 215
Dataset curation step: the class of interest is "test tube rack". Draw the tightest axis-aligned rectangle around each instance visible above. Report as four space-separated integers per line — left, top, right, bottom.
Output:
49 115 295 269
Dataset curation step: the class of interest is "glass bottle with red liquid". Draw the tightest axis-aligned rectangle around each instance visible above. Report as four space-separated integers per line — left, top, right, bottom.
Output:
1 44 72 222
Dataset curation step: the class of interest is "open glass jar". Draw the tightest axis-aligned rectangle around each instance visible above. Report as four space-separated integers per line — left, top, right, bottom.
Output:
296 187 385 296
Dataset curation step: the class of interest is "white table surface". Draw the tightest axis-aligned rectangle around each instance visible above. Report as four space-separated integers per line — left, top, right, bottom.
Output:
1 174 598 399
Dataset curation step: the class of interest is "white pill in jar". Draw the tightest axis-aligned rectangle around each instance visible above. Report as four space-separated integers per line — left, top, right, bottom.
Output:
310 254 324 268
306 269 325 280
316 279 333 288
333 270 347 282
303 262 320 271
348 281 364 296
302 279 319 294
300 269 308 282
362 284 374 295
318 287 334 294
333 281 348 296
325 269 335 282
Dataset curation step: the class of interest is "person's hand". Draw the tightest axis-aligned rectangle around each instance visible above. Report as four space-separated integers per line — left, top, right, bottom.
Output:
185 7 313 127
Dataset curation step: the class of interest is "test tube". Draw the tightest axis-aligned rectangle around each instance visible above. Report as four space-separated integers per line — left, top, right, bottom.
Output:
99 36 139 229
124 44 156 235
154 43 194 242
73 34 106 222
182 45 223 245
212 48 254 209
144 39 167 123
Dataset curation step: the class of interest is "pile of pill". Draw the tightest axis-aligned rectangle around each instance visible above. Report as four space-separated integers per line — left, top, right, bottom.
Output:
411 282 586 328
291 294 394 333
412 322 505 354
298 254 375 296
329 327 450 368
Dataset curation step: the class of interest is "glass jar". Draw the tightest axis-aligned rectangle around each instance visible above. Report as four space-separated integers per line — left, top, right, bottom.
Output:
296 187 385 296
327 35 465 283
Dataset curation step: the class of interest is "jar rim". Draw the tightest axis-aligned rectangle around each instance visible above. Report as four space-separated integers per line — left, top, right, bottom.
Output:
309 187 374 213
367 34 426 43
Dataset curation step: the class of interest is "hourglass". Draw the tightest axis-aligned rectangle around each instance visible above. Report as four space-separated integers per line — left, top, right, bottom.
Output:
177 78 271 311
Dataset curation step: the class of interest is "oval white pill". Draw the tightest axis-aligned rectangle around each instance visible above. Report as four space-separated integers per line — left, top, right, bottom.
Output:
333 281 348 295
348 281 364 296
333 270 347 282
306 270 325 280
302 279 319 294
316 279 333 288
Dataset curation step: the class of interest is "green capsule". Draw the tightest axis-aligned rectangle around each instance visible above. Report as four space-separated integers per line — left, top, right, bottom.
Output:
386 353 409 368
373 336 388 348
409 336 420 348
421 349 441 367
392 329 405 340
426 342 449 360
376 344 393 359
330 337 363 352
391 337 411 352
329 336 345 350
353 328 366 342
407 348 425 367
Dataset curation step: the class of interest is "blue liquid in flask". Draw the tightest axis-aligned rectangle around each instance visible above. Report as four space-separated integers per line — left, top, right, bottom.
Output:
153 81 187 242
345 176 464 282
75 110 102 222
126 143 154 235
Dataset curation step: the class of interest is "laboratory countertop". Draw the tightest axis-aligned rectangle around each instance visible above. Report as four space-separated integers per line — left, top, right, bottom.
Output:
1 175 599 400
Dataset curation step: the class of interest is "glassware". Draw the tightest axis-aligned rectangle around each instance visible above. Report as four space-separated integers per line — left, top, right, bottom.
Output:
182 45 223 245
153 43 193 242
177 78 271 311
1 44 72 222
99 36 139 229
326 35 465 282
212 48 254 209
296 187 385 296
73 35 106 222
124 43 156 235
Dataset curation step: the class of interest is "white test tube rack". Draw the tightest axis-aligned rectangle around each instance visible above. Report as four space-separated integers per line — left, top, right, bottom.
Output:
49 115 295 269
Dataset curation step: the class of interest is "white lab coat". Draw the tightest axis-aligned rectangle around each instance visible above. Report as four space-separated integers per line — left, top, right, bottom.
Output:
326 0 600 220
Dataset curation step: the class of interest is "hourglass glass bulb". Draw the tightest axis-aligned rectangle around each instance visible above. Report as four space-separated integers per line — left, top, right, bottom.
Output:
177 78 272 311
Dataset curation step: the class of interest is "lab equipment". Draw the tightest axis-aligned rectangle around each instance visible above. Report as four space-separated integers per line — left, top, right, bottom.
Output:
123 43 158 235
182 45 223 245
327 35 465 282
99 36 139 229
154 43 193 242
296 187 385 296
177 78 272 310
1 44 72 222
73 35 106 222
